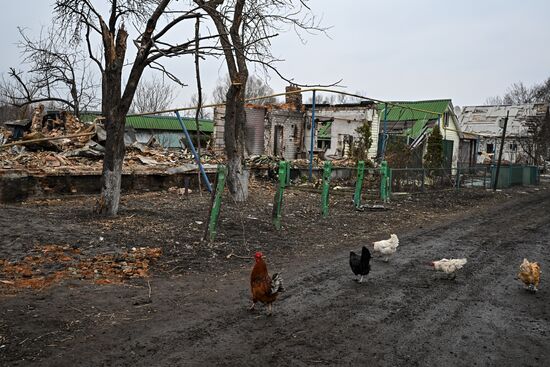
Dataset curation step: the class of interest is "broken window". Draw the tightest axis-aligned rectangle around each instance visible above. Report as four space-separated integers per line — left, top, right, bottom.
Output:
486 143 494 153
509 143 517 151
318 139 331 150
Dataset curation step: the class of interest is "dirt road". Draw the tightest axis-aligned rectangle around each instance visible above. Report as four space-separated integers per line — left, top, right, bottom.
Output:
1 185 549 366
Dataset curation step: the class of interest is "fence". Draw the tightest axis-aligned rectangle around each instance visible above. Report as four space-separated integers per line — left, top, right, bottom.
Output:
389 167 455 194
457 165 492 189
389 164 540 194
204 161 540 239
492 165 539 188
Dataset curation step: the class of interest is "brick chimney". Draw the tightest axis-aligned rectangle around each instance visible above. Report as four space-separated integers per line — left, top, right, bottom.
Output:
285 84 302 110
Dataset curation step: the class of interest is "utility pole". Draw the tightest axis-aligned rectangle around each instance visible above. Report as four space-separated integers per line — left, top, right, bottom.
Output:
493 110 510 191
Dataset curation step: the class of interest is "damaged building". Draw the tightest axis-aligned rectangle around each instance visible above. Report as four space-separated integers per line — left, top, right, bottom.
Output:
305 101 379 160
377 99 462 168
212 87 380 162
458 103 550 165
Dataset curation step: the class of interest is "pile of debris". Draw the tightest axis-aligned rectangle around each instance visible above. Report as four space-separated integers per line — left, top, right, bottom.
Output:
0 244 162 293
0 105 223 175
246 155 361 170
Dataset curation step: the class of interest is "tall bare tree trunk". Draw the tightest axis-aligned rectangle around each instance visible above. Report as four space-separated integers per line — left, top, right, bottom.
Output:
224 82 248 201
96 45 126 216
99 113 126 215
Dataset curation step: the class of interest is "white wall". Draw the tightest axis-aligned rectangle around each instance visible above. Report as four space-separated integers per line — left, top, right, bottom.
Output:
441 111 461 169
305 106 379 160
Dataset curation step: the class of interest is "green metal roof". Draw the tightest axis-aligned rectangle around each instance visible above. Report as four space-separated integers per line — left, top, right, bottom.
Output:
79 113 213 133
126 115 213 133
378 99 451 121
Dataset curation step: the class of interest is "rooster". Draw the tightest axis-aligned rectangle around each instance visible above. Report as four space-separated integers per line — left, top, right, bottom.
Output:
349 246 372 283
373 234 399 262
431 258 467 279
518 258 541 292
250 252 285 316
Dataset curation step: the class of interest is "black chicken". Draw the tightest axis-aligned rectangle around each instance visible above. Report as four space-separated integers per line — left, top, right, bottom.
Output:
349 246 372 283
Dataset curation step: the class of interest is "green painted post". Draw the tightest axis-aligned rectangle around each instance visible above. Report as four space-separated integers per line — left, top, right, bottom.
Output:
272 161 288 230
354 161 365 209
207 165 227 241
321 161 332 217
380 160 389 202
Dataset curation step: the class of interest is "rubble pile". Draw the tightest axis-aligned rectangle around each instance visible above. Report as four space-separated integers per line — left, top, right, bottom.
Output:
0 244 162 293
1 105 362 177
246 155 362 169
0 105 224 175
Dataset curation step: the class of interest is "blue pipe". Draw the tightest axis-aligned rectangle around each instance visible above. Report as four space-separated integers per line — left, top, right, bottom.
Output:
174 110 212 193
308 90 317 182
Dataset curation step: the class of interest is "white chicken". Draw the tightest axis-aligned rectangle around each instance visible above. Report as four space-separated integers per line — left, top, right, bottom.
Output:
431 258 467 279
372 234 399 262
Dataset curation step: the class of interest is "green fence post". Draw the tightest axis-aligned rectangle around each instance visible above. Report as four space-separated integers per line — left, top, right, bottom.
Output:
354 161 365 209
272 161 288 230
207 165 227 241
380 160 389 202
321 161 332 217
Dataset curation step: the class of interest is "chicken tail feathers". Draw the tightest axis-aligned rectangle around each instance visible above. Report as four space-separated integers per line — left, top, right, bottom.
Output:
271 273 285 294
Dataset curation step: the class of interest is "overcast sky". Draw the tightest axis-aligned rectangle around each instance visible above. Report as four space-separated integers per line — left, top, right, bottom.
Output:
1 0 549 109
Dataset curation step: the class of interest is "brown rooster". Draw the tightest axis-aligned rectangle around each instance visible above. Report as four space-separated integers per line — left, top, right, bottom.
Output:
518 258 541 292
250 252 284 316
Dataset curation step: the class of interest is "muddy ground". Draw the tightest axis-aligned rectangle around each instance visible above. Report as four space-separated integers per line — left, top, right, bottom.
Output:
1 179 549 366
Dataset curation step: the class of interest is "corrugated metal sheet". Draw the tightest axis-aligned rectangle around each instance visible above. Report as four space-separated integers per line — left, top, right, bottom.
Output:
245 108 266 155
458 103 549 137
126 115 213 133
80 112 213 132
378 100 450 121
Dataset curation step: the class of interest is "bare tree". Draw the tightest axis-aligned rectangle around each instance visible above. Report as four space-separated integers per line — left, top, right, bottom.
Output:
195 0 326 201
533 77 550 103
212 74 276 104
486 79 550 105
0 27 98 117
187 93 210 119
306 92 335 104
54 0 219 216
305 90 365 105
130 75 177 114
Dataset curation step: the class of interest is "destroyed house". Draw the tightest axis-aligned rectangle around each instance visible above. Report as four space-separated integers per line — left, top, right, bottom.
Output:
458 103 550 165
377 99 461 168
304 101 380 160
212 104 305 159
81 113 214 149
212 100 380 161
